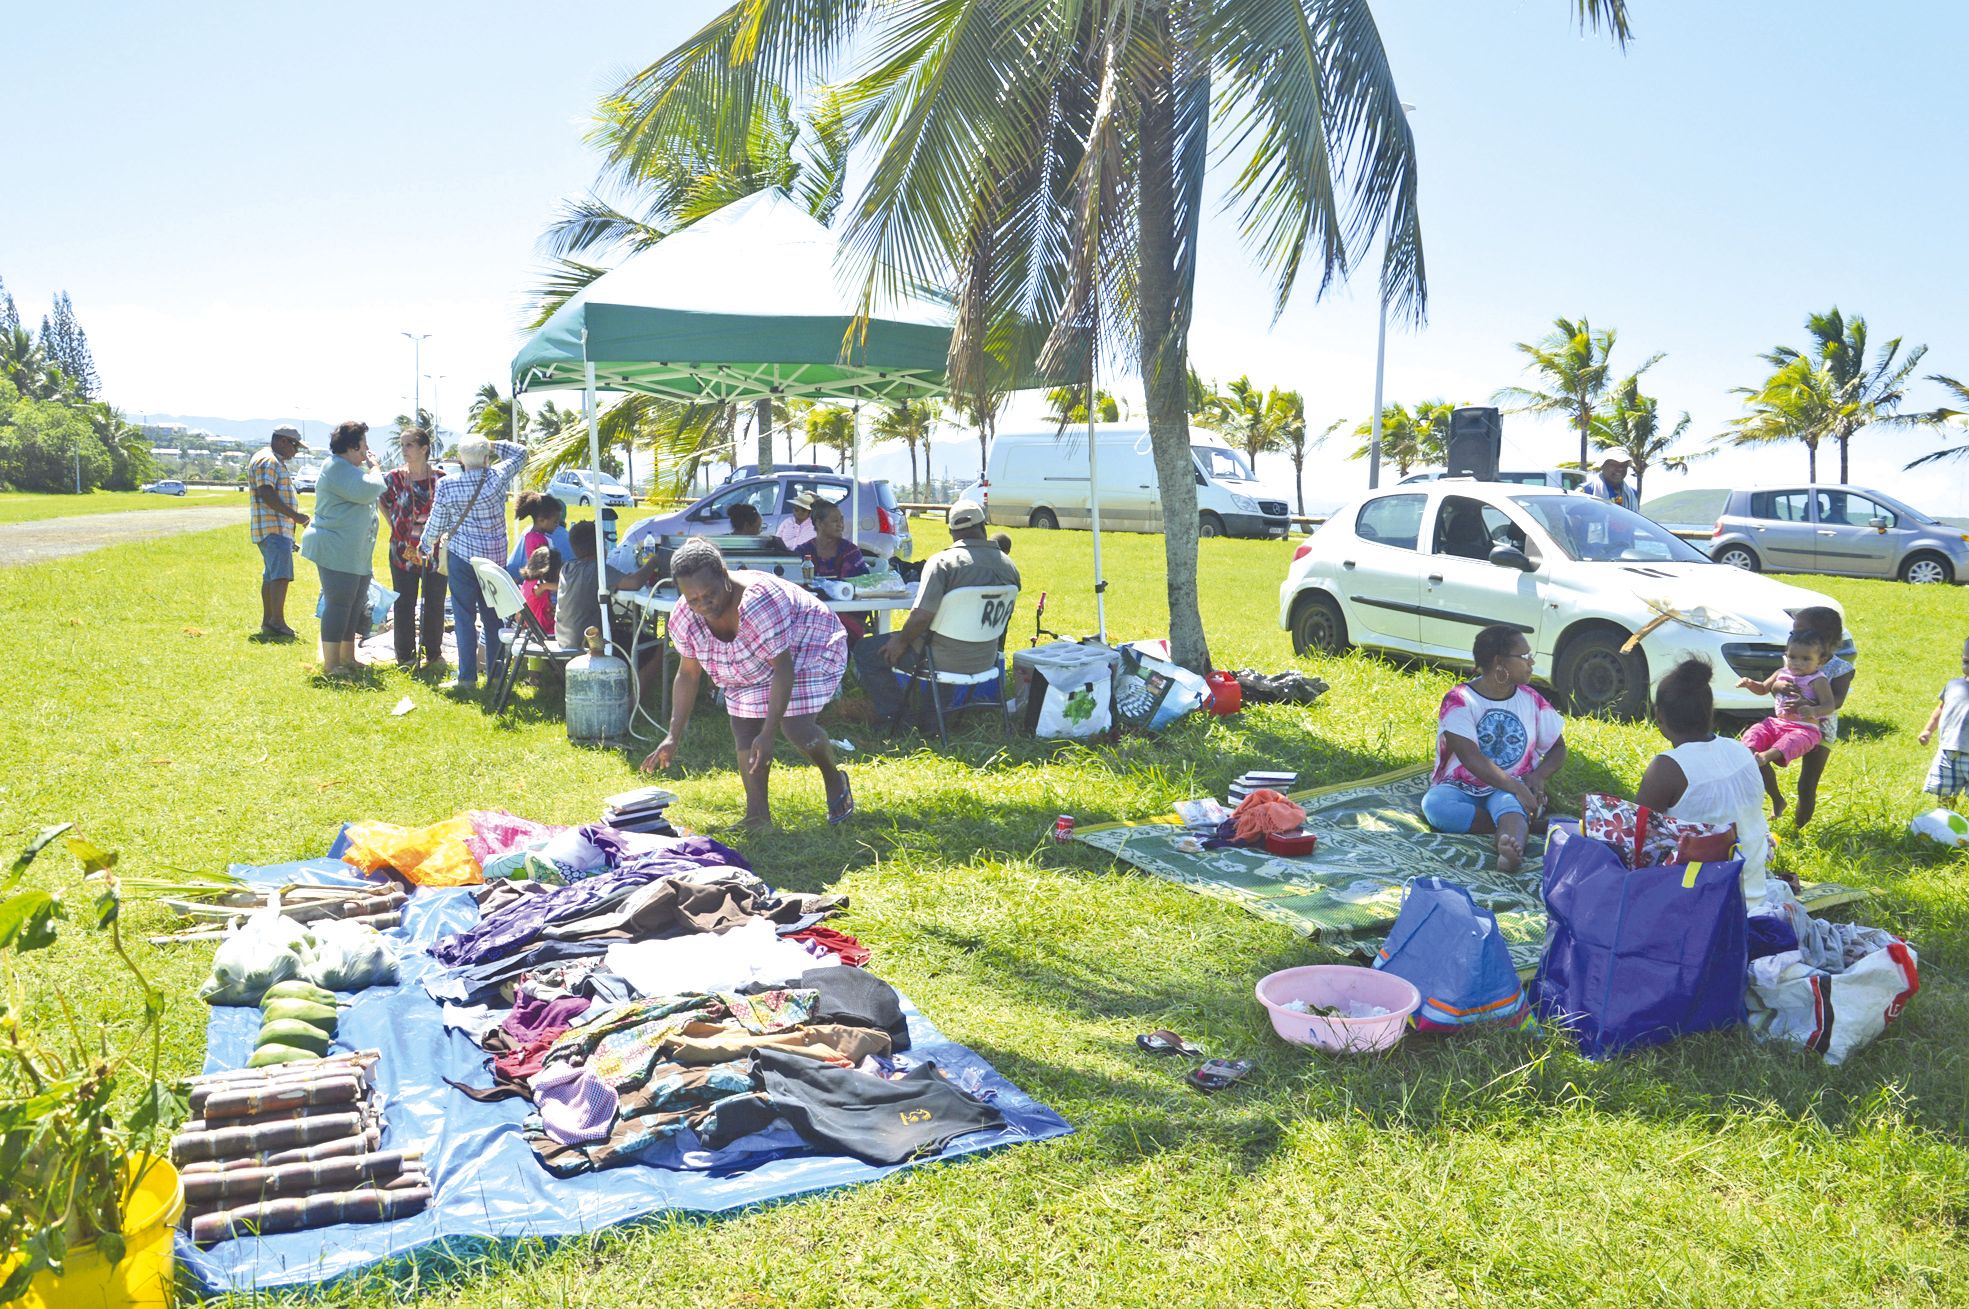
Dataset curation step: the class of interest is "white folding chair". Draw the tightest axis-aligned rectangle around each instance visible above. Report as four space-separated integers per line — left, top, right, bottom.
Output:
888 584 1019 745
469 557 582 715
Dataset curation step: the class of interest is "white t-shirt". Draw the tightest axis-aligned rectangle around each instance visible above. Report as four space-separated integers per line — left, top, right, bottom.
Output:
1661 735 1770 901
1429 683 1565 793
1937 677 1969 753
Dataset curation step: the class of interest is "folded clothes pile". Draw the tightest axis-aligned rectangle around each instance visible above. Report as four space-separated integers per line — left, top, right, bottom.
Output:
174 1051 430 1246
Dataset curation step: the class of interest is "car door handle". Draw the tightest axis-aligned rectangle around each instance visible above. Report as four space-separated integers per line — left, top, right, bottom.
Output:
1342 560 1356 569
1817 530 1836 536
1427 574 1444 584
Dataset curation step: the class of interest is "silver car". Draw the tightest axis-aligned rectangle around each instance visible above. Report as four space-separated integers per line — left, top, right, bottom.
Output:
626 472 911 564
1709 485 1969 584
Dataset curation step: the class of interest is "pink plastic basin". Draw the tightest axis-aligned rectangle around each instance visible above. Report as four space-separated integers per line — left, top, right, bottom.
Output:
1256 964 1421 1053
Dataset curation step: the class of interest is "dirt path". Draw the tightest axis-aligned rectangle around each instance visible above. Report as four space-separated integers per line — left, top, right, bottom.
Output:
0 507 249 565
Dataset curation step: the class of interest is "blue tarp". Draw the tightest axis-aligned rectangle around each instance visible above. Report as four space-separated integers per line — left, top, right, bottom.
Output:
178 858 1073 1294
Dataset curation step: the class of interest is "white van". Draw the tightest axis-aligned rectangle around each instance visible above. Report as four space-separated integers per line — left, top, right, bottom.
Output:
977 424 1290 539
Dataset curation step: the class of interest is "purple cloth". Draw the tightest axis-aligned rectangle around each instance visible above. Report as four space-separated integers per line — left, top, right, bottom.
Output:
1747 914 1800 961
532 1063 619 1145
426 838 753 970
503 992 592 1045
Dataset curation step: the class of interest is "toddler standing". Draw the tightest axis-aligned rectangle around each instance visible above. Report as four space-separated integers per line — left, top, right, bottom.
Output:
1736 633 1835 815
1918 638 1969 804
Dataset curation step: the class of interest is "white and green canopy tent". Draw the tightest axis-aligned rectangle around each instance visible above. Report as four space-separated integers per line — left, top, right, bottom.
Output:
509 187 1097 645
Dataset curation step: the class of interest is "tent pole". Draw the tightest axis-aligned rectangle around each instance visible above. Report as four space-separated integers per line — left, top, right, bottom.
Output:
850 399 862 557
585 361 613 647
1087 351 1107 643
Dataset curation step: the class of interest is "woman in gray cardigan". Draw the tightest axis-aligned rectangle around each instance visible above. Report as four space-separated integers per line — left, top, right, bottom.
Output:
299 421 386 676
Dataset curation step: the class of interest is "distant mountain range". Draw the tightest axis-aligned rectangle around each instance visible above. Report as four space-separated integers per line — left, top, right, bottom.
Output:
142 415 369 445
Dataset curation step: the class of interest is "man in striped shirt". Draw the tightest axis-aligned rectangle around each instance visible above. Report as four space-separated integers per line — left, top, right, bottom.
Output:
249 426 311 639
418 436 529 690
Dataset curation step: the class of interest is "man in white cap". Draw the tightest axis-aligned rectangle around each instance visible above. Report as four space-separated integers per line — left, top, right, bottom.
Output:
248 424 311 638
1582 446 1638 512
853 498 1018 724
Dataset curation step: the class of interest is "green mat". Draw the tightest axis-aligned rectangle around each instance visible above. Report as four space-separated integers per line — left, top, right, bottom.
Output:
1076 765 1868 972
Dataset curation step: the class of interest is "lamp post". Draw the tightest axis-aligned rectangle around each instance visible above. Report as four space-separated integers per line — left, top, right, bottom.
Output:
424 373 445 440
1366 102 1417 492
400 332 431 431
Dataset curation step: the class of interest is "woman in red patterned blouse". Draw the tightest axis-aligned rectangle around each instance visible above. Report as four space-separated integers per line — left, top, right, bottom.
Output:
379 427 446 667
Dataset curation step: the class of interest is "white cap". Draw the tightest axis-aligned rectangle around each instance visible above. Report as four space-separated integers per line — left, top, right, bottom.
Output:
1601 446 1633 466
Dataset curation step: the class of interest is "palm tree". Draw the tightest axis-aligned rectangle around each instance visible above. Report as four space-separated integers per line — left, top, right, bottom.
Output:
467 383 529 443
1903 375 1969 469
871 399 942 497
1350 400 1451 476
1193 376 1287 468
1264 390 1327 518
802 405 856 469
1767 308 1925 483
1044 386 1121 425
1496 317 1658 471
604 2 1632 670
1719 355 1838 481
1591 375 1704 501
0 326 62 401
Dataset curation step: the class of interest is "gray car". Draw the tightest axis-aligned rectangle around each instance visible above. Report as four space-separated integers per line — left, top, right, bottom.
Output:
1709 484 1968 584
625 472 911 563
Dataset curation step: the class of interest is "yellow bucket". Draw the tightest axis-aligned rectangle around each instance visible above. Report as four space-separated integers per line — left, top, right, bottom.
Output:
4 1156 183 1309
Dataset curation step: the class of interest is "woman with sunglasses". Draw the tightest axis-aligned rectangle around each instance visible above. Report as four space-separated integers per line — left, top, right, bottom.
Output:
1420 624 1569 871
641 539 853 829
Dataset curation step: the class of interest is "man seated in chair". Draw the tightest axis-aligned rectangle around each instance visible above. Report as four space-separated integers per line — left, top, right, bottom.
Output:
853 498 1019 724
556 520 662 676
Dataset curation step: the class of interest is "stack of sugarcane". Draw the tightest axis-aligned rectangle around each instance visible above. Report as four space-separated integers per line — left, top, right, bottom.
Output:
172 1050 432 1245
109 870 407 946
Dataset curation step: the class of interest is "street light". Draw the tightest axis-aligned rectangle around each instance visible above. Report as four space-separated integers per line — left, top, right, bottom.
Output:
400 332 431 429
1367 102 1417 492
424 374 445 440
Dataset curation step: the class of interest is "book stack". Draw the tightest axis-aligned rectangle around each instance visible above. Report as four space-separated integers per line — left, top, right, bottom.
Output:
601 786 679 836
1228 771 1297 807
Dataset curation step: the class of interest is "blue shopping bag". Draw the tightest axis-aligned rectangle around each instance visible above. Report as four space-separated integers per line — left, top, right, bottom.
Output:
1374 876 1529 1032
1531 823 1747 1059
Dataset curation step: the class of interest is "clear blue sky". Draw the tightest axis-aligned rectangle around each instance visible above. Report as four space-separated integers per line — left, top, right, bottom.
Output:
6 2 1966 510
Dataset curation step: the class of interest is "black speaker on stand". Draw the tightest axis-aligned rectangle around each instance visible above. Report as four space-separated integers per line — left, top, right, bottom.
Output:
1446 406 1502 481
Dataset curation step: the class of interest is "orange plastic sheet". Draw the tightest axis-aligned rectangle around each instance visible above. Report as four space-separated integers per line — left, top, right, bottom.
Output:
340 816 484 886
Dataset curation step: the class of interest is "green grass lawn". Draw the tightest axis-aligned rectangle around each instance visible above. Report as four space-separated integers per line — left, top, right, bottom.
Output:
4 520 1968 1306
0 488 249 523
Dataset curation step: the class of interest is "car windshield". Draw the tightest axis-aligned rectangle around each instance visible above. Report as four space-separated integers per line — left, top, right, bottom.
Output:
1193 446 1254 481
1511 495 1711 564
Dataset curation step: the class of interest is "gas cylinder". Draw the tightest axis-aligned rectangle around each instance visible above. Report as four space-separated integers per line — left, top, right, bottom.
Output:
565 627 631 744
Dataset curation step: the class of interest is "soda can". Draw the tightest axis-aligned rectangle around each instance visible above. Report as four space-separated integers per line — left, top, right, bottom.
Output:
1053 815 1076 843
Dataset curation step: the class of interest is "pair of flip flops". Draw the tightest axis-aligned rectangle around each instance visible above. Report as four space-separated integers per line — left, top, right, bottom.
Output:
1136 1030 1253 1093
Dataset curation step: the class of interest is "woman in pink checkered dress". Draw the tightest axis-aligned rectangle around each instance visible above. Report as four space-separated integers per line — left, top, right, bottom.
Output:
641 540 853 829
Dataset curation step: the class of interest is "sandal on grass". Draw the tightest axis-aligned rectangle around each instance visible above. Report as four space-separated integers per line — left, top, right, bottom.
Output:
1136 1029 1205 1057
1185 1059 1253 1093
827 775 856 826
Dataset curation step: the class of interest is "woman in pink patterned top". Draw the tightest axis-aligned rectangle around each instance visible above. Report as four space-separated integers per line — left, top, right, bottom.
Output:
1421 625 1568 872
640 540 852 829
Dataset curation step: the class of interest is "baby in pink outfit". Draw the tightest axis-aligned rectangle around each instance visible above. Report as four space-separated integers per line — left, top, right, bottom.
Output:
1737 634 1834 810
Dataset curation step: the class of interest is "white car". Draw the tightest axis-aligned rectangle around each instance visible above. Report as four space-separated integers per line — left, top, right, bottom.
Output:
547 468 635 508
1279 481 1850 718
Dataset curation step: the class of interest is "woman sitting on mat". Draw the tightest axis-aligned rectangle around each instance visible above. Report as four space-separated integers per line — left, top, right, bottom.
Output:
796 498 871 645
1636 656 1772 902
640 539 854 830
1420 624 1568 872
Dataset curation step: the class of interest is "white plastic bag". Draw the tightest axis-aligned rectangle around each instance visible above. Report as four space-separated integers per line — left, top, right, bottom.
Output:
1910 807 1969 848
1013 642 1118 739
299 919 401 992
1746 922 1919 1065
198 908 311 1006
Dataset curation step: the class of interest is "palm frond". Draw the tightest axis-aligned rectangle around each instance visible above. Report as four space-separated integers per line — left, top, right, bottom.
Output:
521 259 610 331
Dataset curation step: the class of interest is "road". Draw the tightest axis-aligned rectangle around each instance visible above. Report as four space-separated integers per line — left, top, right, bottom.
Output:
0 507 248 565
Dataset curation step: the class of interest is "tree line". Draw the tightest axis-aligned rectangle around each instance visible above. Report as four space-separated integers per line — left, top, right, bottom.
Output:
0 274 157 493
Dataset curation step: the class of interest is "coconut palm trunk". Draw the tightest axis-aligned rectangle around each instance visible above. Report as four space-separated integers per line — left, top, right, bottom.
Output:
756 398 773 475
1137 41 1209 671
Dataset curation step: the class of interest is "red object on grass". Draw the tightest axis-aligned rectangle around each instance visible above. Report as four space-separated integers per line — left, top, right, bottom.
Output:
1204 670 1242 714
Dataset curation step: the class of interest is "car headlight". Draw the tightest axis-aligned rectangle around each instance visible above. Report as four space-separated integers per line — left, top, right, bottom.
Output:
1231 494 1258 513
1641 601 1760 637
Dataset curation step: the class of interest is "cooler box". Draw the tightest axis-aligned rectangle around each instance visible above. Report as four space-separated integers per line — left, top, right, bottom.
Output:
1012 642 1120 739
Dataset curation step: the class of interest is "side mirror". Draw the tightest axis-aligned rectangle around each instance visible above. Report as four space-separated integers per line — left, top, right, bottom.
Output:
1193 469 1206 486
1868 515 1890 532
1489 544 1535 573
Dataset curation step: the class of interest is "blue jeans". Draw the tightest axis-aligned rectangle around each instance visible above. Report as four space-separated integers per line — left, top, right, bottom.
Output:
447 560 501 685
257 535 295 582
1421 783 1526 834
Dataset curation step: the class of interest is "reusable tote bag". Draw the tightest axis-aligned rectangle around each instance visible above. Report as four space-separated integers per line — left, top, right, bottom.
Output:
1532 824 1748 1059
1373 877 1529 1032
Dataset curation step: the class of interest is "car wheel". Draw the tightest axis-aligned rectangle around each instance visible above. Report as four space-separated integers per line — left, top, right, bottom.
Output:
1715 545 1759 572
1029 508 1058 530
1290 591 1348 656
579 494 593 507
1199 512 1225 539
1900 552 1953 585
1557 626 1649 720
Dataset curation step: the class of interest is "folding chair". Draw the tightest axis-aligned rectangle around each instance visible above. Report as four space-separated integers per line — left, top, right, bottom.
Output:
468 557 583 715
888 584 1019 745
